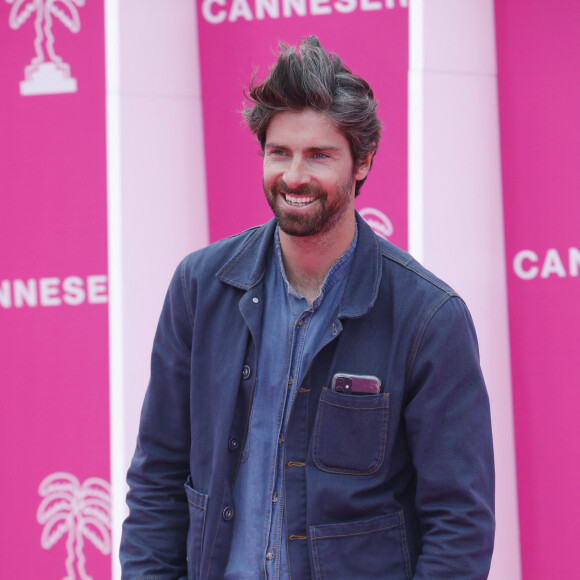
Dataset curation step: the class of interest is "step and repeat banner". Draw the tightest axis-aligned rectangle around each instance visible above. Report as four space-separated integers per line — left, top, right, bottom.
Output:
196 0 409 249
2 1 578 577
495 2 580 579
0 1 111 579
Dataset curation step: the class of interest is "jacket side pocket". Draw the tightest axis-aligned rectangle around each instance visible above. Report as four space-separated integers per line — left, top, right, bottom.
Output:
309 511 412 580
184 476 209 579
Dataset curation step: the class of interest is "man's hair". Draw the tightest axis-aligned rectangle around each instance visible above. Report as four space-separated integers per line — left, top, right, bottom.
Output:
243 36 382 196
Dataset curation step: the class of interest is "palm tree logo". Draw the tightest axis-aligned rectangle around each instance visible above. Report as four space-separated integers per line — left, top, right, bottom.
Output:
37 472 111 580
6 0 86 96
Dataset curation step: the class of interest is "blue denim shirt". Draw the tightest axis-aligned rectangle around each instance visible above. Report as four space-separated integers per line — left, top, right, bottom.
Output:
225 227 357 579
121 215 495 580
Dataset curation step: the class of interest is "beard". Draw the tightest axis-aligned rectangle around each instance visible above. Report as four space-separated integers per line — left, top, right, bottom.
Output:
263 178 354 238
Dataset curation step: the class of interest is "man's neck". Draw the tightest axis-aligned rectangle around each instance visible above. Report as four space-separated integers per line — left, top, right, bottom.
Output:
278 212 356 304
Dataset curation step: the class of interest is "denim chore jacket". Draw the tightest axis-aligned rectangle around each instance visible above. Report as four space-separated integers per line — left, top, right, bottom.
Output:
121 214 495 580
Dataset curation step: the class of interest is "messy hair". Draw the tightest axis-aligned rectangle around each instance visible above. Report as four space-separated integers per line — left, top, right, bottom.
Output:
243 36 382 196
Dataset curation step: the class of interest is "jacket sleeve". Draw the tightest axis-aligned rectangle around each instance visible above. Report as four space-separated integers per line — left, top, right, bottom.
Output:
120 259 194 579
404 296 495 579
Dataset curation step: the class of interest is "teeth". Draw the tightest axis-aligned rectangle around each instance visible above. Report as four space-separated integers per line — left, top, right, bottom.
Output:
284 193 315 206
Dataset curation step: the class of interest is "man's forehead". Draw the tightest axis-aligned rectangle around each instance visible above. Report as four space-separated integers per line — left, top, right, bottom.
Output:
265 109 347 147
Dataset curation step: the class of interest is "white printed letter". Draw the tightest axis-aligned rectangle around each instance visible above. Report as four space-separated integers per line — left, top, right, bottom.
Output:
256 0 280 19
541 249 566 278
229 0 253 21
87 275 108 304
202 0 227 24
361 0 382 11
39 278 62 306
14 279 38 307
513 250 539 280
569 247 580 277
310 0 332 15
334 0 356 14
283 0 306 16
0 280 11 308
63 276 86 306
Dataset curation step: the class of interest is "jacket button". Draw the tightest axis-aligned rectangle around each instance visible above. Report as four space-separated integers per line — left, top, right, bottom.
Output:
222 506 234 521
241 365 251 379
228 436 240 451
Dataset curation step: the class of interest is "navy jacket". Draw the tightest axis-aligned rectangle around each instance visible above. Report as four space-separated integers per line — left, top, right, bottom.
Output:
121 214 495 579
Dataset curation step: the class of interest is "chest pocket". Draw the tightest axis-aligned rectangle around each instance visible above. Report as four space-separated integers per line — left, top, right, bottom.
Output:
312 387 390 475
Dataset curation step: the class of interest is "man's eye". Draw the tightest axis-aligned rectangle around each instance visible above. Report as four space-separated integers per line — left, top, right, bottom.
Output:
312 152 329 159
269 149 287 157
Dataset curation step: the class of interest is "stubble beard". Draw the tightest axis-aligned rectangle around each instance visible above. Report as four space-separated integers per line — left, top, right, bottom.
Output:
264 178 354 238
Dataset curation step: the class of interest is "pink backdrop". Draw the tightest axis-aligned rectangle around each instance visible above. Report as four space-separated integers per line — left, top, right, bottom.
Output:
196 2 409 250
495 2 580 578
0 1 111 578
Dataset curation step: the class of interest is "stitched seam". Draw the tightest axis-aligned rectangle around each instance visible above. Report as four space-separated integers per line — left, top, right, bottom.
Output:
220 269 264 288
260 373 288 571
204 485 227 580
372 231 380 306
337 223 380 319
310 526 322 580
180 258 195 329
312 522 400 541
233 347 257 482
218 227 266 288
312 395 389 475
187 499 207 511
293 312 311 383
320 399 388 411
404 293 451 392
398 511 412 580
380 248 458 297
283 444 292 580
303 376 310 459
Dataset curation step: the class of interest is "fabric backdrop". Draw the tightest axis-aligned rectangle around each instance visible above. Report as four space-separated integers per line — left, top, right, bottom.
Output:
495 2 580 578
0 1 111 578
197 1 409 250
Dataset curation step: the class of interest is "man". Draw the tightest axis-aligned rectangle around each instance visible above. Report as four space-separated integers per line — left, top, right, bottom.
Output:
121 36 495 579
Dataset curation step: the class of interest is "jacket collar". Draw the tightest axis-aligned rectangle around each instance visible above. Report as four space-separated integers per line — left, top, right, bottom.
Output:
216 213 382 319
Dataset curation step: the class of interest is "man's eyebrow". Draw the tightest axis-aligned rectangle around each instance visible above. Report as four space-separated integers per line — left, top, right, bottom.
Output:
264 143 342 153
306 146 342 153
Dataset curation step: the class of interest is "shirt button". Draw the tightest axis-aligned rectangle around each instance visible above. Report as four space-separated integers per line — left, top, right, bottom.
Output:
288 375 293 386
278 436 284 446
222 506 234 521
272 492 278 503
265 551 274 561
241 365 251 379
252 297 259 304
228 436 240 451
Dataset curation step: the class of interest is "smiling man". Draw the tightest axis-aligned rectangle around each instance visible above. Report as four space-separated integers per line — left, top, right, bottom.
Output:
120 36 495 579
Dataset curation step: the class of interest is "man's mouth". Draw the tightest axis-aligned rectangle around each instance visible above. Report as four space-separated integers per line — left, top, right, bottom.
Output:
283 193 317 207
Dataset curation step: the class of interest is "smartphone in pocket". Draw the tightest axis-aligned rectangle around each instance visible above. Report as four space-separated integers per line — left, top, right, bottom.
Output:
331 373 382 394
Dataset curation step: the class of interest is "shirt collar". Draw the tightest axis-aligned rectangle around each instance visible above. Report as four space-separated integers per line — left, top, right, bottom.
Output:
274 223 358 310
217 214 383 319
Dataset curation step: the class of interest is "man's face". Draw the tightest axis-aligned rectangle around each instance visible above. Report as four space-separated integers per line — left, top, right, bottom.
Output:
262 109 369 238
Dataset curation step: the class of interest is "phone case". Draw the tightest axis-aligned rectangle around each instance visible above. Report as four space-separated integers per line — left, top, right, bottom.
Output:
331 373 382 394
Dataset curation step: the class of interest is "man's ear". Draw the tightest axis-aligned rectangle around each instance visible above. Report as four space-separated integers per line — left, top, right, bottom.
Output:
353 150 375 181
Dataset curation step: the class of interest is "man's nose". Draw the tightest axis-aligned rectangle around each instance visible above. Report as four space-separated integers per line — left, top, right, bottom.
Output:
283 157 310 189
